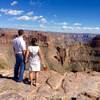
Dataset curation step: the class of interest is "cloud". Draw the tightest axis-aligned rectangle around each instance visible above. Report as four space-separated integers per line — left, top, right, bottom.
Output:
17 15 31 20
73 23 82 26
17 15 35 21
0 14 1 17
11 1 18 6
29 0 45 7
14 15 100 33
82 27 100 31
31 16 41 21
26 11 34 16
62 25 73 30
38 17 47 24
51 22 68 26
0 8 23 15
60 23 100 33
17 15 47 24
62 25 67 30
15 24 34 29
40 24 45 28
62 22 68 25
94 27 100 30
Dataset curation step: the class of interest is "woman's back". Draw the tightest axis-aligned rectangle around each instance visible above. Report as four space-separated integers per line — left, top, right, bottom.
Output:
28 46 40 63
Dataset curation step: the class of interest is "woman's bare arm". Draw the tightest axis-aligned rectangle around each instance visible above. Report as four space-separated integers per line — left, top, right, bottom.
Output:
38 47 45 65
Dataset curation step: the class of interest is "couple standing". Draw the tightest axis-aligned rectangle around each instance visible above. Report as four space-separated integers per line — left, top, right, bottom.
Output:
13 30 45 86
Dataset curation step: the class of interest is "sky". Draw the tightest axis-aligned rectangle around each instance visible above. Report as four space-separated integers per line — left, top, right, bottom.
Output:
0 0 100 34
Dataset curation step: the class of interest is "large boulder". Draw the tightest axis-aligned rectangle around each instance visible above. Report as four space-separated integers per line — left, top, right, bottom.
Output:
46 70 65 90
37 84 53 97
62 72 100 98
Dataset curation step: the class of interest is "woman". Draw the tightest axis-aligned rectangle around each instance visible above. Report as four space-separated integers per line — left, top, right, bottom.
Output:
26 38 45 86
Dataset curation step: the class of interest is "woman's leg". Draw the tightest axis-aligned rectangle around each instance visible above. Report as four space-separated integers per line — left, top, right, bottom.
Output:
34 71 38 86
29 71 33 85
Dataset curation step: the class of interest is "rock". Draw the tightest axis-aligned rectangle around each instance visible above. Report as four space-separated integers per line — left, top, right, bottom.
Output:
53 87 65 97
62 72 100 98
0 92 24 100
37 71 51 85
77 92 98 100
0 79 37 98
91 35 100 47
62 72 81 96
0 69 13 77
37 84 53 97
47 70 65 90
0 69 100 99
77 93 94 100
32 96 47 100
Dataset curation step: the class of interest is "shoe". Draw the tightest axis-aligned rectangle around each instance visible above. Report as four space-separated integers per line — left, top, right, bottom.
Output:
12 77 18 81
33 83 36 87
24 80 31 84
31 81 36 87
16 79 23 82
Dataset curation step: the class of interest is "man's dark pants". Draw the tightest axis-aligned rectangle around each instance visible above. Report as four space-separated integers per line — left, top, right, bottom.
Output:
14 53 25 81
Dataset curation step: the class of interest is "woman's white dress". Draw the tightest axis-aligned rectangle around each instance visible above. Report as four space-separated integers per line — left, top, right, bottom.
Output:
28 46 41 71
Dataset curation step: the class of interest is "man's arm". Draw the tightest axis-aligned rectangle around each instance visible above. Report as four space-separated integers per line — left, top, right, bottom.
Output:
25 50 29 63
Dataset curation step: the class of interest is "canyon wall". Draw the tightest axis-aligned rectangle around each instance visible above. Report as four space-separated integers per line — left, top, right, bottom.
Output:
0 28 100 73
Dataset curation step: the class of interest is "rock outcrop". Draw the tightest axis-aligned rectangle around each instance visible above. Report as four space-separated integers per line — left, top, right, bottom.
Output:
0 70 100 100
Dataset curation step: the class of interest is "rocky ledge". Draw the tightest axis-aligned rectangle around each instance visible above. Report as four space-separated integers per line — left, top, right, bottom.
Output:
0 70 100 100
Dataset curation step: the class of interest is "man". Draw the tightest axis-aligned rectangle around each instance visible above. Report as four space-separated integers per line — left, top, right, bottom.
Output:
13 30 26 82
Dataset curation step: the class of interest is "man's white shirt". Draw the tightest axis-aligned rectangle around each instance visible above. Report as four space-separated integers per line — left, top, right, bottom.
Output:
13 36 26 54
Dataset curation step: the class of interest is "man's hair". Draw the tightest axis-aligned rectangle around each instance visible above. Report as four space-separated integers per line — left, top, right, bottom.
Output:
18 29 24 36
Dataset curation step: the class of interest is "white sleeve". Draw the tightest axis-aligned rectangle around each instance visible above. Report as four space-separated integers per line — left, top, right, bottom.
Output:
21 40 26 50
38 46 40 51
28 46 31 52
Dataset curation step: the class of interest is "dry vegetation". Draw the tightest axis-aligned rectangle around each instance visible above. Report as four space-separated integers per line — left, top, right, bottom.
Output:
0 43 15 69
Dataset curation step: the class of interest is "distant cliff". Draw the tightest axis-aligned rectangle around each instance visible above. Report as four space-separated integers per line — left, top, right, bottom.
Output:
0 28 100 73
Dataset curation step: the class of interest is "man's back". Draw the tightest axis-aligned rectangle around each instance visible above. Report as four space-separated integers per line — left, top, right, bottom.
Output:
13 29 26 82
13 36 26 54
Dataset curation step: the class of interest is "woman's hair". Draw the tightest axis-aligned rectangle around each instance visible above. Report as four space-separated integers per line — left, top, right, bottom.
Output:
30 38 37 46
13 34 18 39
